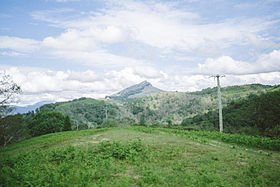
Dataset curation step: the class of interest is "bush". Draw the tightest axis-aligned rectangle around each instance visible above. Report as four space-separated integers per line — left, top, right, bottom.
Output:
28 111 72 137
100 119 119 128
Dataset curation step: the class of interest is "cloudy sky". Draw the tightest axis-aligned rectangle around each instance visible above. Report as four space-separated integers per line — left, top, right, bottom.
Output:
0 0 280 106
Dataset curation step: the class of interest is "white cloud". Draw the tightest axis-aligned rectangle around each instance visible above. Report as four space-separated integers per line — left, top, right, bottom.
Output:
3 64 280 106
0 36 40 52
197 50 280 75
42 26 129 51
33 0 275 69
1 51 26 57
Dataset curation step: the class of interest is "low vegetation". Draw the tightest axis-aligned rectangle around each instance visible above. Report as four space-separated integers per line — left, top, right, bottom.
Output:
1 127 279 186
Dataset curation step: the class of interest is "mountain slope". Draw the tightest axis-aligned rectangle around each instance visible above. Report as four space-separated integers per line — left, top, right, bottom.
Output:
13 101 52 114
40 97 121 129
108 80 163 100
119 84 274 124
38 83 275 129
182 89 280 137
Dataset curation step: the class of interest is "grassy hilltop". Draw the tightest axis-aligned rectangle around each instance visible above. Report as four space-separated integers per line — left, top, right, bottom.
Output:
1 127 280 186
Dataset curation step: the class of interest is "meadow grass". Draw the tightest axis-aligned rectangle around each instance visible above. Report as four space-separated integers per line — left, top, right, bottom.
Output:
1 127 280 186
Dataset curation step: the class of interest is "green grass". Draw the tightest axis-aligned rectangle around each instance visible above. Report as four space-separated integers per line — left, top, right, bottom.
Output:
1 127 280 186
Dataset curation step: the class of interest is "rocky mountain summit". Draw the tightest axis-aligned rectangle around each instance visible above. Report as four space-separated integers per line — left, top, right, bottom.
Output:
108 80 163 100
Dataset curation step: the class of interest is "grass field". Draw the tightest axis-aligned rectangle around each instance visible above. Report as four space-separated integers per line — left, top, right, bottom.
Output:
1 127 280 186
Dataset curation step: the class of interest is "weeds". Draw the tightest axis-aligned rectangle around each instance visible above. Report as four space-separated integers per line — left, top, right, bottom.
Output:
1 127 280 186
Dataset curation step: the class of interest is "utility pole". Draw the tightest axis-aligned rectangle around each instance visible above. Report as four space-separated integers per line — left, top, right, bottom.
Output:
211 75 224 132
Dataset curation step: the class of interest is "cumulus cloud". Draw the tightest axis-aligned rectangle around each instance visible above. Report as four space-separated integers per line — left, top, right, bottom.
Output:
0 36 40 53
3 65 167 105
1 1 279 105
197 50 280 75
32 0 276 68
2 64 280 106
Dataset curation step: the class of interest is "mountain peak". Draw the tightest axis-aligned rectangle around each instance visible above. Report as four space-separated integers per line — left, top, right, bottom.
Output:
138 80 152 87
108 80 162 100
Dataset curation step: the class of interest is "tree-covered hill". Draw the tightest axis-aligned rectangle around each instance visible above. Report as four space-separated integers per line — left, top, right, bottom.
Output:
117 84 274 124
40 98 120 129
39 83 275 130
182 89 280 137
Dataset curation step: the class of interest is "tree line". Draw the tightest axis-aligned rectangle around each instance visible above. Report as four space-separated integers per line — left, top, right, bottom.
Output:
0 72 72 146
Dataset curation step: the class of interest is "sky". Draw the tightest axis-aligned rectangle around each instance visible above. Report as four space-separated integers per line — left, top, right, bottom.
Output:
0 0 280 106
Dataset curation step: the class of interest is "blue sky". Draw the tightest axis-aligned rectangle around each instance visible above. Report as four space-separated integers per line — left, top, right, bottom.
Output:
0 0 280 105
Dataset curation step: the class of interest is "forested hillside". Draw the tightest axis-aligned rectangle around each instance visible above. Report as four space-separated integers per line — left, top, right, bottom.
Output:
117 84 273 124
182 88 280 137
40 98 121 129
39 84 274 131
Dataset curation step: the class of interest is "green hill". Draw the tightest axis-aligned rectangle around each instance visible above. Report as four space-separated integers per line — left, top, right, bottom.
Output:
1 127 280 186
39 84 274 130
40 97 121 129
182 89 280 137
116 84 273 124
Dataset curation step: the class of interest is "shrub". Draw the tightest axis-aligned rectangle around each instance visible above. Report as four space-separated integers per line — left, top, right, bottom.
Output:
100 119 119 128
28 111 71 137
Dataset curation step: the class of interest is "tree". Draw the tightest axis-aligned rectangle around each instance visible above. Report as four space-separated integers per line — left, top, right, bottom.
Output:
139 115 146 126
0 114 25 146
64 115 72 131
0 71 21 112
100 119 118 128
28 111 68 137
0 72 22 146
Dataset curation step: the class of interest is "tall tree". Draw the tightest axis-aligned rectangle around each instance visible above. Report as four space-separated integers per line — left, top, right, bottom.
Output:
0 72 22 146
28 111 70 137
64 115 72 131
0 71 21 110
0 114 25 146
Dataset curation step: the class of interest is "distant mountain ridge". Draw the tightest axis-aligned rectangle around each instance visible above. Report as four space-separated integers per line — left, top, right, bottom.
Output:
108 80 163 100
13 101 53 114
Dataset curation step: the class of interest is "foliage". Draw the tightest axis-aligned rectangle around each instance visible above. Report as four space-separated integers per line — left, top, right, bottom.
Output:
118 118 137 126
0 127 279 186
64 115 72 131
0 71 21 109
28 111 72 137
139 115 146 126
182 90 280 137
120 84 273 125
100 119 119 128
36 84 274 128
40 98 119 128
0 114 27 146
